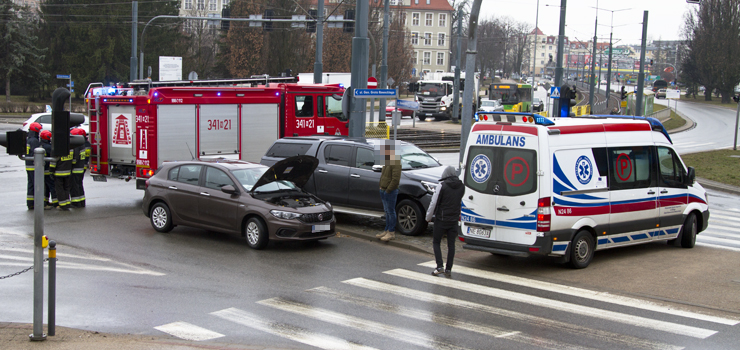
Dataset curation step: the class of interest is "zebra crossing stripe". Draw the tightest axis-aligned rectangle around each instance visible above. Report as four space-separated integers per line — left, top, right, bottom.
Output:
696 235 740 246
419 261 739 326
709 213 740 222
701 230 740 239
696 242 740 252
344 278 680 350
153 321 224 341
705 223 740 233
211 308 378 350
308 286 592 350
385 269 716 339
257 297 473 350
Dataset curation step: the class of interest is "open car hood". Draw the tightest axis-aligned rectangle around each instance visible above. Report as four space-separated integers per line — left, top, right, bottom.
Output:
252 155 319 190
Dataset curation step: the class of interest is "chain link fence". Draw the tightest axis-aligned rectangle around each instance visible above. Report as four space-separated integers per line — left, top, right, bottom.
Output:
365 122 389 139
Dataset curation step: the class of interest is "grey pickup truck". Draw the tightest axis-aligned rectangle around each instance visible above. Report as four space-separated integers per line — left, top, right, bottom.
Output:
261 136 447 236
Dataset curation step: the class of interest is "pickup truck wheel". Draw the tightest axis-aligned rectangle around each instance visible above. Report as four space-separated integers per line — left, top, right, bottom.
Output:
396 199 427 236
150 202 173 233
418 115 427 121
245 217 269 250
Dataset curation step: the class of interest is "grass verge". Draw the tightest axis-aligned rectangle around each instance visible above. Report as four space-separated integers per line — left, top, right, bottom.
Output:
679 95 737 109
652 104 686 130
681 149 740 188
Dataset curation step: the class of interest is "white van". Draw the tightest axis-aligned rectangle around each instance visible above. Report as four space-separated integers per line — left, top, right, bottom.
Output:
460 112 709 268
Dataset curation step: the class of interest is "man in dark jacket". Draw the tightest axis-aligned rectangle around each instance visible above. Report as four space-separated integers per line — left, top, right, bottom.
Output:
425 166 465 277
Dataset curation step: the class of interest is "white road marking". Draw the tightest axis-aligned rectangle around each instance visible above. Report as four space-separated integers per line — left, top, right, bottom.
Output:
385 269 716 339
696 235 740 246
258 297 473 350
154 321 224 341
695 242 740 252
0 247 112 261
709 214 740 223
212 308 378 350
701 230 740 240
706 223 740 233
308 286 592 350
0 251 164 276
344 278 680 350
418 261 739 326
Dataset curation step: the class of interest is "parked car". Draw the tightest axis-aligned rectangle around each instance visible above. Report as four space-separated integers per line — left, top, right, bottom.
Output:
261 136 447 236
656 89 667 99
478 98 504 112
142 156 335 250
384 100 415 118
532 97 544 112
21 112 90 135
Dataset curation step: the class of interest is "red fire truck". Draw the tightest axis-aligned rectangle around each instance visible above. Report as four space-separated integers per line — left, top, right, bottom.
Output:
84 77 347 189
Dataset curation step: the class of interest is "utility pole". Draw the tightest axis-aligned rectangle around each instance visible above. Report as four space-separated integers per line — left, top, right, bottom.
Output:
553 0 567 116
459 0 482 171
313 0 324 84
349 0 369 137
379 0 390 122
531 0 539 103
588 0 598 113
452 8 462 122
130 1 138 82
635 11 648 116
606 31 613 99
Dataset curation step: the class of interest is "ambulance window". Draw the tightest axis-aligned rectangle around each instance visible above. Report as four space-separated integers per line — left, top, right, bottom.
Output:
204 167 235 190
500 148 537 196
325 94 348 121
295 96 314 117
592 148 609 177
608 147 653 190
464 146 496 194
324 145 351 166
168 166 180 181
177 165 203 185
657 147 685 187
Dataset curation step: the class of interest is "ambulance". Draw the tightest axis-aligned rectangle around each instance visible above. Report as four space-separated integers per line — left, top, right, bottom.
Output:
460 112 709 268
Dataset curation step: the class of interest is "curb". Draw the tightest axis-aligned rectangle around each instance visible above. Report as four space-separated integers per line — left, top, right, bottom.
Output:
666 106 696 134
697 177 740 196
336 224 433 256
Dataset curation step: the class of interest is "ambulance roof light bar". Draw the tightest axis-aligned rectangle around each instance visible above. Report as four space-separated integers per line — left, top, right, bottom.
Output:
474 111 555 126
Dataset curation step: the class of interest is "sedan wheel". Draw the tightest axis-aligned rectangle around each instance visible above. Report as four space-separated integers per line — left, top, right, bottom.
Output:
245 217 268 250
150 203 173 233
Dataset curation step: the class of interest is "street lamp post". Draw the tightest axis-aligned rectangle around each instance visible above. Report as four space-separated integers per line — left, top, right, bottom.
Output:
593 7 630 100
531 0 540 104
588 0 599 113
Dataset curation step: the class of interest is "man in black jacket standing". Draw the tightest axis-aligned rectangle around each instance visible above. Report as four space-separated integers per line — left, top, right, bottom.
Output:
425 166 465 277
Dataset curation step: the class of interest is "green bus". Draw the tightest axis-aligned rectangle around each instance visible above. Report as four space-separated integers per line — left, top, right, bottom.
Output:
488 83 533 112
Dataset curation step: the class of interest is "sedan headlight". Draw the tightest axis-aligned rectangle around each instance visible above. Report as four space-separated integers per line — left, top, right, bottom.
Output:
270 210 303 220
421 180 438 194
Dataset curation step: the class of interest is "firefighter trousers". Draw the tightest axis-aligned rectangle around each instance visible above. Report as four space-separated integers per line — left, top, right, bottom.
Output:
45 174 58 207
71 170 86 207
26 170 35 209
55 175 72 209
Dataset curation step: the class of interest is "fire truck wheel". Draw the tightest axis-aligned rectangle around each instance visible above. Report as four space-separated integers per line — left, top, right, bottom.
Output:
567 230 594 269
245 217 269 250
150 203 173 233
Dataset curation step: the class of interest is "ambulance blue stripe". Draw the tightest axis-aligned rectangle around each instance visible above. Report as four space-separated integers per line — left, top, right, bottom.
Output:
631 233 648 240
552 155 577 191
552 244 567 252
597 238 608 245
553 197 609 207
666 228 680 235
611 236 630 243
505 209 538 221
658 194 686 200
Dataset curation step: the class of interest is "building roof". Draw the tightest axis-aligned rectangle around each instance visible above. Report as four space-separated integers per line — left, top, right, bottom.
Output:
407 0 454 11
530 27 545 35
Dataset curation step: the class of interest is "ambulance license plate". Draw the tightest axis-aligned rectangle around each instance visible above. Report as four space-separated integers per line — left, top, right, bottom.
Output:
312 224 331 233
467 226 491 238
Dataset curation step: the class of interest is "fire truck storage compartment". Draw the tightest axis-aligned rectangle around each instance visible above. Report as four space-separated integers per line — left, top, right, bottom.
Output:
158 104 197 165
240 103 279 162
199 104 238 156
107 105 137 174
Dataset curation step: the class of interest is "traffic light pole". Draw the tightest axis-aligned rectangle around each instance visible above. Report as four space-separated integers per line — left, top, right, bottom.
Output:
459 0 482 171
553 0 568 116
379 0 390 122
635 11 648 116
349 0 369 137
313 0 324 84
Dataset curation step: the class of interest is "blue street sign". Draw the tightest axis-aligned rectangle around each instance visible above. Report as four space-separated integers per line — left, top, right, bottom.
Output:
396 99 419 110
354 89 397 98
56 74 70 79
66 81 74 87
550 86 560 99
411 68 417 77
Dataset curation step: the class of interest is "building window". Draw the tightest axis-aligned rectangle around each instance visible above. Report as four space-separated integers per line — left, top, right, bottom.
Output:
209 0 216 11
424 32 432 46
549 45 552 50
412 12 420 26
436 70 444 73
425 13 433 26
411 32 419 45
541 60 544 64
439 13 447 27
223 0 229 8
437 52 444 66
184 0 192 10
423 52 431 65
541 53 544 57
413 51 418 64
437 33 445 46
427 0 430 4
197 0 204 10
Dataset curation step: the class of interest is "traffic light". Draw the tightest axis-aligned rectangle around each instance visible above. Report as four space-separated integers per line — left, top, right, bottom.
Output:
221 7 230 32
263 9 274 32
620 86 628 100
344 10 355 33
734 94 739 103
0 130 26 155
307 9 317 33
558 84 577 118
50 87 85 157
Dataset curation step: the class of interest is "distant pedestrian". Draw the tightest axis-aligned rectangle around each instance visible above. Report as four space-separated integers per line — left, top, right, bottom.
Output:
426 166 465 278
610 107 620 115
24 122 43 209
377 141 401 242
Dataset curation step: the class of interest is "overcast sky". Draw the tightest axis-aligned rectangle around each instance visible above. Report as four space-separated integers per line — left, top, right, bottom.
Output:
478 0 697 46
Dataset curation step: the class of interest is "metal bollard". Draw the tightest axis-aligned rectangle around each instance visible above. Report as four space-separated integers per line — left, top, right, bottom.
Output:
48 241 56 336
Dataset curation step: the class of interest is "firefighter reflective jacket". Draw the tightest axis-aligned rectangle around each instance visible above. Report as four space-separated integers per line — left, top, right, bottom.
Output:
72 140 91 173
52 149 76 177
25 132 41 171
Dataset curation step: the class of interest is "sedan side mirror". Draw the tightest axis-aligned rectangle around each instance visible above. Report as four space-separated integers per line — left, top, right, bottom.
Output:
685 166 696 186
372 165 383 172
221 185 238 195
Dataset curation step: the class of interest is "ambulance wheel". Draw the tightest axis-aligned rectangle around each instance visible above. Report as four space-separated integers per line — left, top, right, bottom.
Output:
568 231 594 269
680 213 697 248
245 217 269 250
418 115 427 121
150 202 173 233
396 199 427 236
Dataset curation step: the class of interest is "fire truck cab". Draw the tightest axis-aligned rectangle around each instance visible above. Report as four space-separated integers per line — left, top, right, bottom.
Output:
84 77 347 189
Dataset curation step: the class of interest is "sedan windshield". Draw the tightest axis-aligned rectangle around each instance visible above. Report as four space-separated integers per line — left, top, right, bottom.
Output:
398 144 441 170
230 167 298 192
